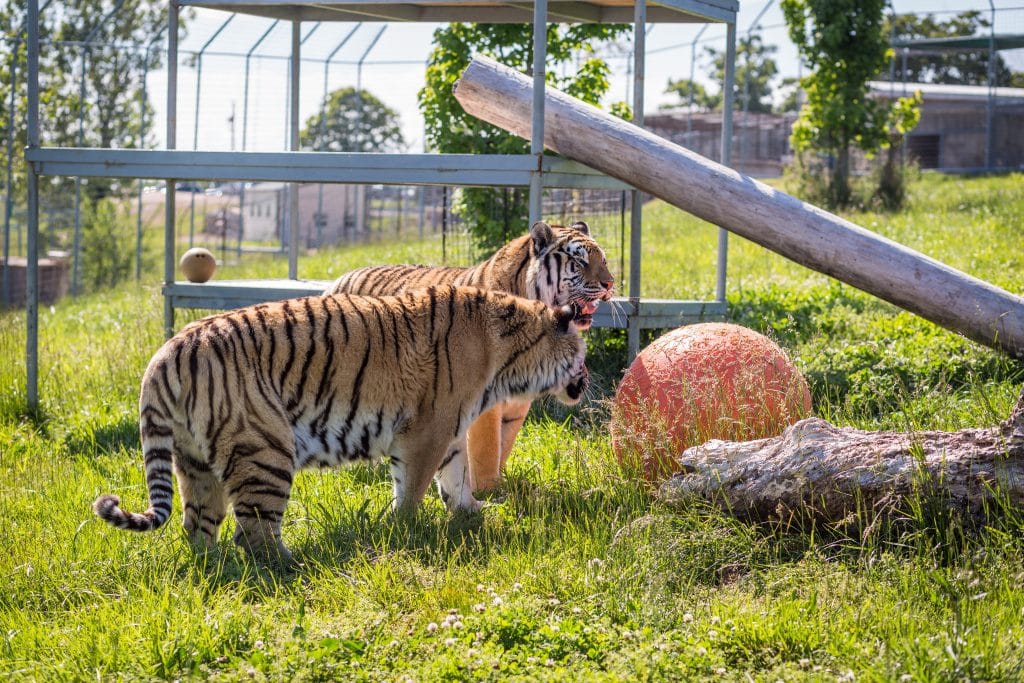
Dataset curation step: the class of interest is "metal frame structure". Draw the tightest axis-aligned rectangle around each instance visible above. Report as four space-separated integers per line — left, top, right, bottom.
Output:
22 0 738 412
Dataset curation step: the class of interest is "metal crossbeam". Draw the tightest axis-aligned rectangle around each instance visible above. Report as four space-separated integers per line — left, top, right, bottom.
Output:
164 280 726 329
26 148 631 189
179 0 737 23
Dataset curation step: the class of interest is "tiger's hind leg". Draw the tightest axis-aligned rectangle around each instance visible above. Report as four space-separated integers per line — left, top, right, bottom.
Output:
220 432 297 566
175 449 226 553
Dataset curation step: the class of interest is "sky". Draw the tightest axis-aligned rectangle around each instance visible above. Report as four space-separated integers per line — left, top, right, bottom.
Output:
132 1 1024 154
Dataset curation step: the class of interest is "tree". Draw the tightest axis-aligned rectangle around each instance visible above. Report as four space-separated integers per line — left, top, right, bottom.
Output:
301 86 404 153
1 0 181 202
704 32 779 114
661 78 719 112
886 11 1018 86
774 76 802 114
782 0 920 208
419 23 630 250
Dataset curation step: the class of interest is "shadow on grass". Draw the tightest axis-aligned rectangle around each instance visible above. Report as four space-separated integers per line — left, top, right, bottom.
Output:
162 441 1024 594
64 414 140 457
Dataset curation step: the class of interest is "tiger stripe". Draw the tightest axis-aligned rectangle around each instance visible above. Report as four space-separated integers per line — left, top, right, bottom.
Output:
326 221 613 492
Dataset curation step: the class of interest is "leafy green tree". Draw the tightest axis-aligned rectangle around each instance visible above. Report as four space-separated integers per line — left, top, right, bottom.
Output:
1 0 180 202
80 196 134 292
886 11 1018 86
774 76 801 114
301 86 404 153
661 78 719 112
419 23 629 250
705 32 779 114
782 0 920 208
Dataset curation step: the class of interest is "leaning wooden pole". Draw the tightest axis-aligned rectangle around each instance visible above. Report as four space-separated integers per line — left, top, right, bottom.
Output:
454 56 1024 358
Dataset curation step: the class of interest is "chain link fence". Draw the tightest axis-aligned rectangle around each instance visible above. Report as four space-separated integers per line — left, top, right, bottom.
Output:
4 5 1024 306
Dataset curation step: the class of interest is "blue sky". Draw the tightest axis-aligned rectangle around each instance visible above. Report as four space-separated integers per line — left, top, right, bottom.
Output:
140 1 1024 153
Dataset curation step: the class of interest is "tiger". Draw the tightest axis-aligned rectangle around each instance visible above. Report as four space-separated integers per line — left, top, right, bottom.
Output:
92 285 589 564
327 220 614 491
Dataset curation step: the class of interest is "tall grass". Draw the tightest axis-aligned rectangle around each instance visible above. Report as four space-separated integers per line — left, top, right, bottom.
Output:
1 173 1023 680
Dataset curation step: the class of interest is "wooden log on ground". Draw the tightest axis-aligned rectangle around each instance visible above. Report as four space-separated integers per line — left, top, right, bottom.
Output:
658 390 1024 523
453 56 1024 358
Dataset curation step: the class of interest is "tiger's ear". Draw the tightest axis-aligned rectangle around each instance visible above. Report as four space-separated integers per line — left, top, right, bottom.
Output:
554 303 579 334
530 221 554 255
570 221 590 235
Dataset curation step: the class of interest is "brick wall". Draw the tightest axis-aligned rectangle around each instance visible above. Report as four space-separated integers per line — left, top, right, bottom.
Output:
0 255 71 308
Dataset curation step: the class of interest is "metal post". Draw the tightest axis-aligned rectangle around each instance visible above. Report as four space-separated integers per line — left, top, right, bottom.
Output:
317 24 362 247
687 25 708 140
354 26 386 239
626 0 646 361
985 0 996 170
134 45 152 281
135 29 165 281
417 188 426 240
238 20 279 258
900 47 907 93
288 20 300 279
71 49 88 296
888 19 896 90
739 1 774 174
4 0 52 306
528 0 547 227
3 38 19 306
190 13 236 248
26 0 40 412
419 74 428 240
282 23 323 148
164 2 179 338
717 21 736 304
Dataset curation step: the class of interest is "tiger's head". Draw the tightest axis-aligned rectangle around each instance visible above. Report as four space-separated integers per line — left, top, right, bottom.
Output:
526 220 614 330
486 293 590 408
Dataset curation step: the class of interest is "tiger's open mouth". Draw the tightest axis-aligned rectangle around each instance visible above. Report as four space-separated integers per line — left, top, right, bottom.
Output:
571 291 611 330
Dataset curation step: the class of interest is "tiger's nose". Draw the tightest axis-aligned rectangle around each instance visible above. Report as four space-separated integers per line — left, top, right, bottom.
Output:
600 280 613 291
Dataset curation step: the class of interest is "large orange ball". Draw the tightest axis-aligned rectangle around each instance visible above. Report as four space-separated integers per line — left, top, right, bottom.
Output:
611 323 812 481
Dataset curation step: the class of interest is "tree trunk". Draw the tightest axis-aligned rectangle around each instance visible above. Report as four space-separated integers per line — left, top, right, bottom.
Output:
831 144 851 208
659 389 1024 523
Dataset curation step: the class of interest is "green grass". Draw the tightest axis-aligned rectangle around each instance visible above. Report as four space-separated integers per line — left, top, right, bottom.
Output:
2 172 1024 680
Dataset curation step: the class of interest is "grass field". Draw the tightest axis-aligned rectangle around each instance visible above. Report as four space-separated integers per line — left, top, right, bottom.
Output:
2 172 1023 680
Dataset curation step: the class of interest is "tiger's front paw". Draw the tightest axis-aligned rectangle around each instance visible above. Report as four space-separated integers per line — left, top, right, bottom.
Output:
456 497 484 514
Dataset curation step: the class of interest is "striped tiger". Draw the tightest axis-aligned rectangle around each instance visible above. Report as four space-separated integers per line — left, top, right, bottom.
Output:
327 220 613 490
92 285 589 564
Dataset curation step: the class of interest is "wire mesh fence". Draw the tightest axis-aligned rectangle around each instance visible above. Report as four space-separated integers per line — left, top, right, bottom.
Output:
4 5 1024 307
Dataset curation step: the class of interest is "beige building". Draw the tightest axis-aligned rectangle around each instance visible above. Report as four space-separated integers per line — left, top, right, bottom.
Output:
237 182 363 245
869 81 1024 171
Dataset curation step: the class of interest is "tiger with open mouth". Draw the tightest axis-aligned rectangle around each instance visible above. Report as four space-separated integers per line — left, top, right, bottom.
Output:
327 220 614 490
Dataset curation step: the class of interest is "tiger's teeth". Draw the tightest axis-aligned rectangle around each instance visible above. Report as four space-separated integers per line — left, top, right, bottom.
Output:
581 301 600 315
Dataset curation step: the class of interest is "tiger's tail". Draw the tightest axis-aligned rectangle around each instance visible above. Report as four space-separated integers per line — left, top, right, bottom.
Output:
93 372 176 532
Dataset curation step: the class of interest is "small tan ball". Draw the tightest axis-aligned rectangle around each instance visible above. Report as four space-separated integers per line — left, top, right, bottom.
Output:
179 247 217 283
